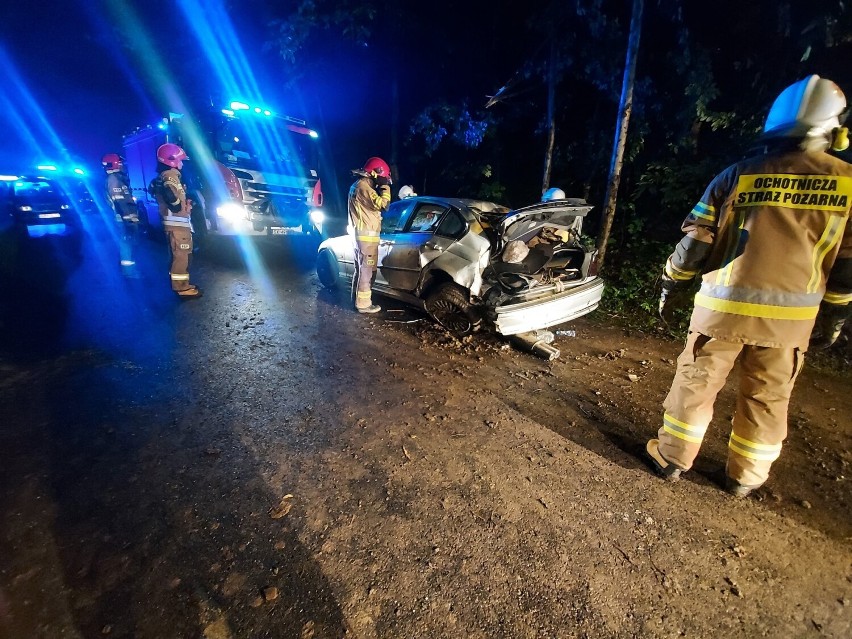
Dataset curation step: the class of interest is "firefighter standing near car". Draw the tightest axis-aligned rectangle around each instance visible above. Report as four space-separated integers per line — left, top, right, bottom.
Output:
348 157 391 313
647 75 852 497
102 153 139 277
151 143 202 299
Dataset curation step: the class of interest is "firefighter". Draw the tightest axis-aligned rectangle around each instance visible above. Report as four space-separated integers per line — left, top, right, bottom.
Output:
151 143 202 299
348 156 391 313
647 75 852 497
102 153 139 277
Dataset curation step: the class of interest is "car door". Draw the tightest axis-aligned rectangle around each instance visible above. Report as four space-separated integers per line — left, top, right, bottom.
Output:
379 201 452 291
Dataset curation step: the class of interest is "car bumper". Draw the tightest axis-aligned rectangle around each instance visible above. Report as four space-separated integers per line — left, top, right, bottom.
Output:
493 278 605 336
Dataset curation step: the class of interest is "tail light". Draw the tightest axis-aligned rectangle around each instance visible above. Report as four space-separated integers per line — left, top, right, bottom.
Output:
312 179 323 207
216 162 243 201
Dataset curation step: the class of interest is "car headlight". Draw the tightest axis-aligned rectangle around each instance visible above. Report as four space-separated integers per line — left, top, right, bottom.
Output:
60 204 70 210
216 202 245 219
309 209 325 224
19 205 32 211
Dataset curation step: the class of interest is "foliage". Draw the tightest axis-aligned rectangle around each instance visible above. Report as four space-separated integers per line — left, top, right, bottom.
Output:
263 0 852 314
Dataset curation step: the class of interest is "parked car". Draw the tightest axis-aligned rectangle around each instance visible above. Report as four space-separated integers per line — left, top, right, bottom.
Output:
316 195 605 336
0 176 79 234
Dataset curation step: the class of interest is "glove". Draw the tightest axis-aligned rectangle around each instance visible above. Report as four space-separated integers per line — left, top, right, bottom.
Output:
374 175 389 187
809 302 850 350
658 274 685 324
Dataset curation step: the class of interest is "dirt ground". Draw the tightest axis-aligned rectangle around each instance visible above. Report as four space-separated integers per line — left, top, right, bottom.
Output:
0 230 850 638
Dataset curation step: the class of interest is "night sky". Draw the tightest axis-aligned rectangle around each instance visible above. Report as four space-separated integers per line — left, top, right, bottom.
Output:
0 1 535 195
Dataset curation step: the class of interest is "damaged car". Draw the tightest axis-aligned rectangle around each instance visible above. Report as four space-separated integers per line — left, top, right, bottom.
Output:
316 195 604 336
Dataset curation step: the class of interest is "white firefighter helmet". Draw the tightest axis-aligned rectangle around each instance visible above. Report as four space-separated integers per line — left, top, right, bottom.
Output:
399 184 417 199
542 187 566 202
763 75 848 145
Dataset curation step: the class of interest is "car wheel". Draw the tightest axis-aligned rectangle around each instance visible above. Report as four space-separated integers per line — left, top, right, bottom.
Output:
425 282 478 336
317 248 339 289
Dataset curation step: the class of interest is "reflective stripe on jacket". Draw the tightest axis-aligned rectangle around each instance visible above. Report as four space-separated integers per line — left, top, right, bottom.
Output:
347 177 390 233
154 168 191 228
667 149 852 349
106 173 136 218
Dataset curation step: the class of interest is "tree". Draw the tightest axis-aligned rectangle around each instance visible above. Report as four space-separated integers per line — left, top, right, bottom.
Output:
596 0 643 267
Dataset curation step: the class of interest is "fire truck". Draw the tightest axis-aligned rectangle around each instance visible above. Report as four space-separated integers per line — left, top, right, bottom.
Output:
122 101 326 240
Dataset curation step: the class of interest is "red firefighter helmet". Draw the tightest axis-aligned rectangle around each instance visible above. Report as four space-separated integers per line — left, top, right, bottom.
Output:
101 153 124 172
157 143 188 169
362 156 391 180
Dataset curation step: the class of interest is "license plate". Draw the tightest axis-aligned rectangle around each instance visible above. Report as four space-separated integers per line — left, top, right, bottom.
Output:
270 227 287 235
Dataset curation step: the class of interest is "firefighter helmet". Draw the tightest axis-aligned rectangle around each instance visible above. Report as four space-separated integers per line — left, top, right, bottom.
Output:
763 75 848 145
157 143 188 169
399 184 417 199
362 157 391 180
542 187 566 202
102 153 124 173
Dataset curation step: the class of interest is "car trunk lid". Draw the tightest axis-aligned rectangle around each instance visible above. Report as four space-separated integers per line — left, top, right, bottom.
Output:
499 200 593 243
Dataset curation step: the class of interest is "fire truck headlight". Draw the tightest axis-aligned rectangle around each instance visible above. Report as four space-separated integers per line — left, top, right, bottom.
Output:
309 209 325 225
60 204 71 210
217 202 245 219
19 205 32 211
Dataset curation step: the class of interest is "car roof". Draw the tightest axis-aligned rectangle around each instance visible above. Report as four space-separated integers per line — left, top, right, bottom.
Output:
397 195 509 214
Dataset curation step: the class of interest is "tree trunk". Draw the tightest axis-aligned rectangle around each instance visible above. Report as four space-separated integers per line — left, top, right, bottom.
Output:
596 0 643 267
541 38 557 195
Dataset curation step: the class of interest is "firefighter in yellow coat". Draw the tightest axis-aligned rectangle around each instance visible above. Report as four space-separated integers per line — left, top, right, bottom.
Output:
151 143 202 299
647 75 852 497
348 157 391 313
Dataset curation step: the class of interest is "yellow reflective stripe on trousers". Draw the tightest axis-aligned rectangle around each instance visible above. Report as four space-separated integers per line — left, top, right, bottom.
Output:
694 293 819 320
807 214 845 293
356 291 371 299
823 291 852 304
728 433 782 461
662 413 707 444
170 273 190 281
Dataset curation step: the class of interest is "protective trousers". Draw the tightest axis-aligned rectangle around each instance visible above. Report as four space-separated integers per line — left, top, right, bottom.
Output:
352 230 379 310
165 226 194 292
119 220 138 270
659 332 804 487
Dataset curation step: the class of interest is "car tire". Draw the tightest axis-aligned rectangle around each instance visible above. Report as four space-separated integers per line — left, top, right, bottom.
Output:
425 282 478 336
317 248 339 289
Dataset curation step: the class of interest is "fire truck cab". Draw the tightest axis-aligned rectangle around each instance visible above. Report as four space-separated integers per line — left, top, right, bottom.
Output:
122 101 325 240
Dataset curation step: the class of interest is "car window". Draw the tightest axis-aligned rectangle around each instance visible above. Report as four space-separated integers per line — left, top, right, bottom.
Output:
381 199 416 234
14 180 58 198
406 203 449 233
434 208 467 239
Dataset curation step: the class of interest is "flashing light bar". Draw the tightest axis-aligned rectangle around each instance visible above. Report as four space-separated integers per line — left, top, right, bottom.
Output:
0 175 19 181
37 164 57 171
228 101 277 117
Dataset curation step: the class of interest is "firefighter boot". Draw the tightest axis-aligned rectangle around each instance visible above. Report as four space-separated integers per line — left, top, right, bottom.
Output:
357 304 381 314
725 478 764 499
645 439 684 481
177 286 203 300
